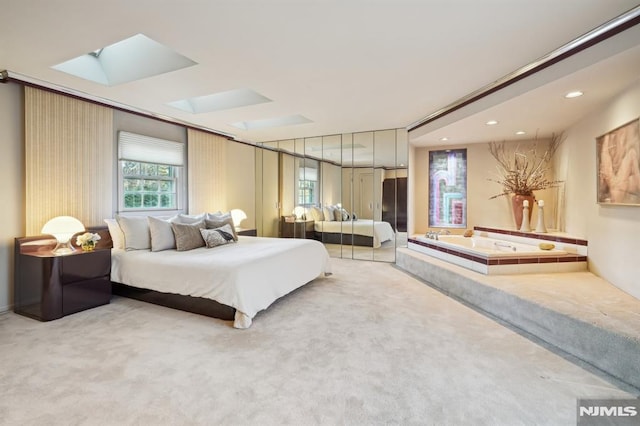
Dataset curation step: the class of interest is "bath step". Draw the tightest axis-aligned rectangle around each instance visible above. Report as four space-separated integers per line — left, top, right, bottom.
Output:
396 247 640 391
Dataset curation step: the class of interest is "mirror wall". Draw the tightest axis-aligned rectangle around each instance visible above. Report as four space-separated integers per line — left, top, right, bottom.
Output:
256 128 407 262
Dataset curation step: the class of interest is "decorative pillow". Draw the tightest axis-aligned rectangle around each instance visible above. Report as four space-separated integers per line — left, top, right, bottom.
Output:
205 213 238 241
352 212 358 221
148 216 178 251
322 206 335 222
176 213 206 224
334 208 343 222
116 215 151 250
104 218 125 250
341 208 350 221
200 224 236 248
309 206 324 222
171 221 205 251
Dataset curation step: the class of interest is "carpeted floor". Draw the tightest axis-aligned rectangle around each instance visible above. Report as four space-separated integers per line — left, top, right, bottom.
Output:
0 258 635 425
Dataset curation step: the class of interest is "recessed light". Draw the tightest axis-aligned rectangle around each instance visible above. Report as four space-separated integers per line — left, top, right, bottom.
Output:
565 91 583 99
486 120 498 125
440 137 449 141
516 131 526 135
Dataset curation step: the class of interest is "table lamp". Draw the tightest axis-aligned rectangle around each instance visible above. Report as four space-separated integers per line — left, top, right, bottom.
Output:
41 216 85 255
230 209 247 228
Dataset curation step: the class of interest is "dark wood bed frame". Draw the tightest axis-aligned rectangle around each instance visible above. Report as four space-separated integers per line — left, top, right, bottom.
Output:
314 232 374 247
88 226 237 322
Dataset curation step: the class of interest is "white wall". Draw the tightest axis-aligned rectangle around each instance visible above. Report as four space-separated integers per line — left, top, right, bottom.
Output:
558 79 640 299
0 83 25 312
226 141 256 229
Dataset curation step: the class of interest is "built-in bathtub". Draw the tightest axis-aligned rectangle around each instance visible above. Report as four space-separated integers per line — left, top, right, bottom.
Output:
433 235 567 257
408 230 588 275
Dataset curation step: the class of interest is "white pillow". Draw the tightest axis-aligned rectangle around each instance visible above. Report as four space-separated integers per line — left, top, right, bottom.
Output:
309 207 324 222
176 213 206 224
323 206 335 222
116 215 151 250
334 208 343 222
148 216 178 251
104 218 125 250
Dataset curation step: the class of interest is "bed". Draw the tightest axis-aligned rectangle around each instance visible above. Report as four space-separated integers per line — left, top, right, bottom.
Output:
94 217 331 329
314 219 395 248
111 236 331 328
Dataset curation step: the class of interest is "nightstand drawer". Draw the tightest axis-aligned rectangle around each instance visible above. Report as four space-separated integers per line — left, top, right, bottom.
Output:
60 249 111 284
63 277 111 316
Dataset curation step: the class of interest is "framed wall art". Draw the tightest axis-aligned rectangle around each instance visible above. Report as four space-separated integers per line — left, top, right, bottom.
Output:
596 118 640 205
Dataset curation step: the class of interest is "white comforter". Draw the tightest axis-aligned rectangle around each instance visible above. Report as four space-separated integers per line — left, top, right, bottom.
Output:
111 236 331 328
314 219 395 248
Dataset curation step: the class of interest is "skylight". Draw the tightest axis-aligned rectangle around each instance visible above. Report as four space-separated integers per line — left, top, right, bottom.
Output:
231 114 312 131
52 34 197 86
168 88 272 114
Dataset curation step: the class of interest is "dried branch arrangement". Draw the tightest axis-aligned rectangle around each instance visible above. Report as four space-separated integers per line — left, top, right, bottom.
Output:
488 133 564 199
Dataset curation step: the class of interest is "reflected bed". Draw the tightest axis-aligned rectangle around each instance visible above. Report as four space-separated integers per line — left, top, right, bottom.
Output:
314 219 395 248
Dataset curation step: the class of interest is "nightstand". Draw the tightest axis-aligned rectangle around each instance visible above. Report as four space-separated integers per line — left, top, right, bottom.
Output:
280 218 314 239
237 228 257 237
14 236 111 321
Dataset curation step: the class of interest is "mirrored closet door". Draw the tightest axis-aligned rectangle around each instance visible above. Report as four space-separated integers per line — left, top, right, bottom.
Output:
255 128 407 262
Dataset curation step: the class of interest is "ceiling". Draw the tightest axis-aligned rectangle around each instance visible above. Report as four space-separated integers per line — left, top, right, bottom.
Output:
2 0 640 147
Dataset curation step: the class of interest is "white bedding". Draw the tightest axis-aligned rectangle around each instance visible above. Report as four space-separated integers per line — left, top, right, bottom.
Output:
111 236 331 329
314 219 395 248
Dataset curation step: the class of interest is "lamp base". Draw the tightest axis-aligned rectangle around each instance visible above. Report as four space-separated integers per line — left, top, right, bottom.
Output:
52 241 76 255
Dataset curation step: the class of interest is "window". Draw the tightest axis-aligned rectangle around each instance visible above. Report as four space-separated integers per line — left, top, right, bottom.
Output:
297 159 319 206
118 131 184 212
298 179 316 205
429 149 467 228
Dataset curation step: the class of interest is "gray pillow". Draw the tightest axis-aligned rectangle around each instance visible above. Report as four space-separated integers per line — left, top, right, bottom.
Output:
171 221 205 251
201 224 236 248
116 215 151 250
148 216 177 251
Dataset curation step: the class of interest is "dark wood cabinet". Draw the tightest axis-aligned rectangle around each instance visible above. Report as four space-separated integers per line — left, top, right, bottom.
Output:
280 218 314 239
382 177 407 232
14 236 111 321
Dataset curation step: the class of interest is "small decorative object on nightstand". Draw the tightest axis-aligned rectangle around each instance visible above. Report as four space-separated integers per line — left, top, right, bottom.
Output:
14 236 111 321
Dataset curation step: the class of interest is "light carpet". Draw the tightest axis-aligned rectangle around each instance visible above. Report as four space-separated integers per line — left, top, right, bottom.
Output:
0 258 635 425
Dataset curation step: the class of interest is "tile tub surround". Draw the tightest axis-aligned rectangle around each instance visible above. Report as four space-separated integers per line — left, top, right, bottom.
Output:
395 247 640 391
409 232 587 275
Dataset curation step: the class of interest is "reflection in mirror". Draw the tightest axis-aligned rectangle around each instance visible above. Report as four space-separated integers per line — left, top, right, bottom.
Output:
352 131 374 261
257 128 408 262
374 129 396 262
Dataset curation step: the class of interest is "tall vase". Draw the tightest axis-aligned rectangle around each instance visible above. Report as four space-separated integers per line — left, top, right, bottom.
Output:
511 194 535 230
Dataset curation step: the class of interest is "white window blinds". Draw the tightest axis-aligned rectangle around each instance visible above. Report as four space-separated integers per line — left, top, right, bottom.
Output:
118 131 184 166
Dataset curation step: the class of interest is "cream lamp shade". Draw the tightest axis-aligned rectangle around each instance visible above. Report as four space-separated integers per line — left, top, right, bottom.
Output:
293 206 306 220
41 216 85 255
230 209 247 228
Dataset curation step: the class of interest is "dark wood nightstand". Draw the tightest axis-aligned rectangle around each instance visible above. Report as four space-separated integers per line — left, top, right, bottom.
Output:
280 218 314 239
237 228 257 237
14 236 111 321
